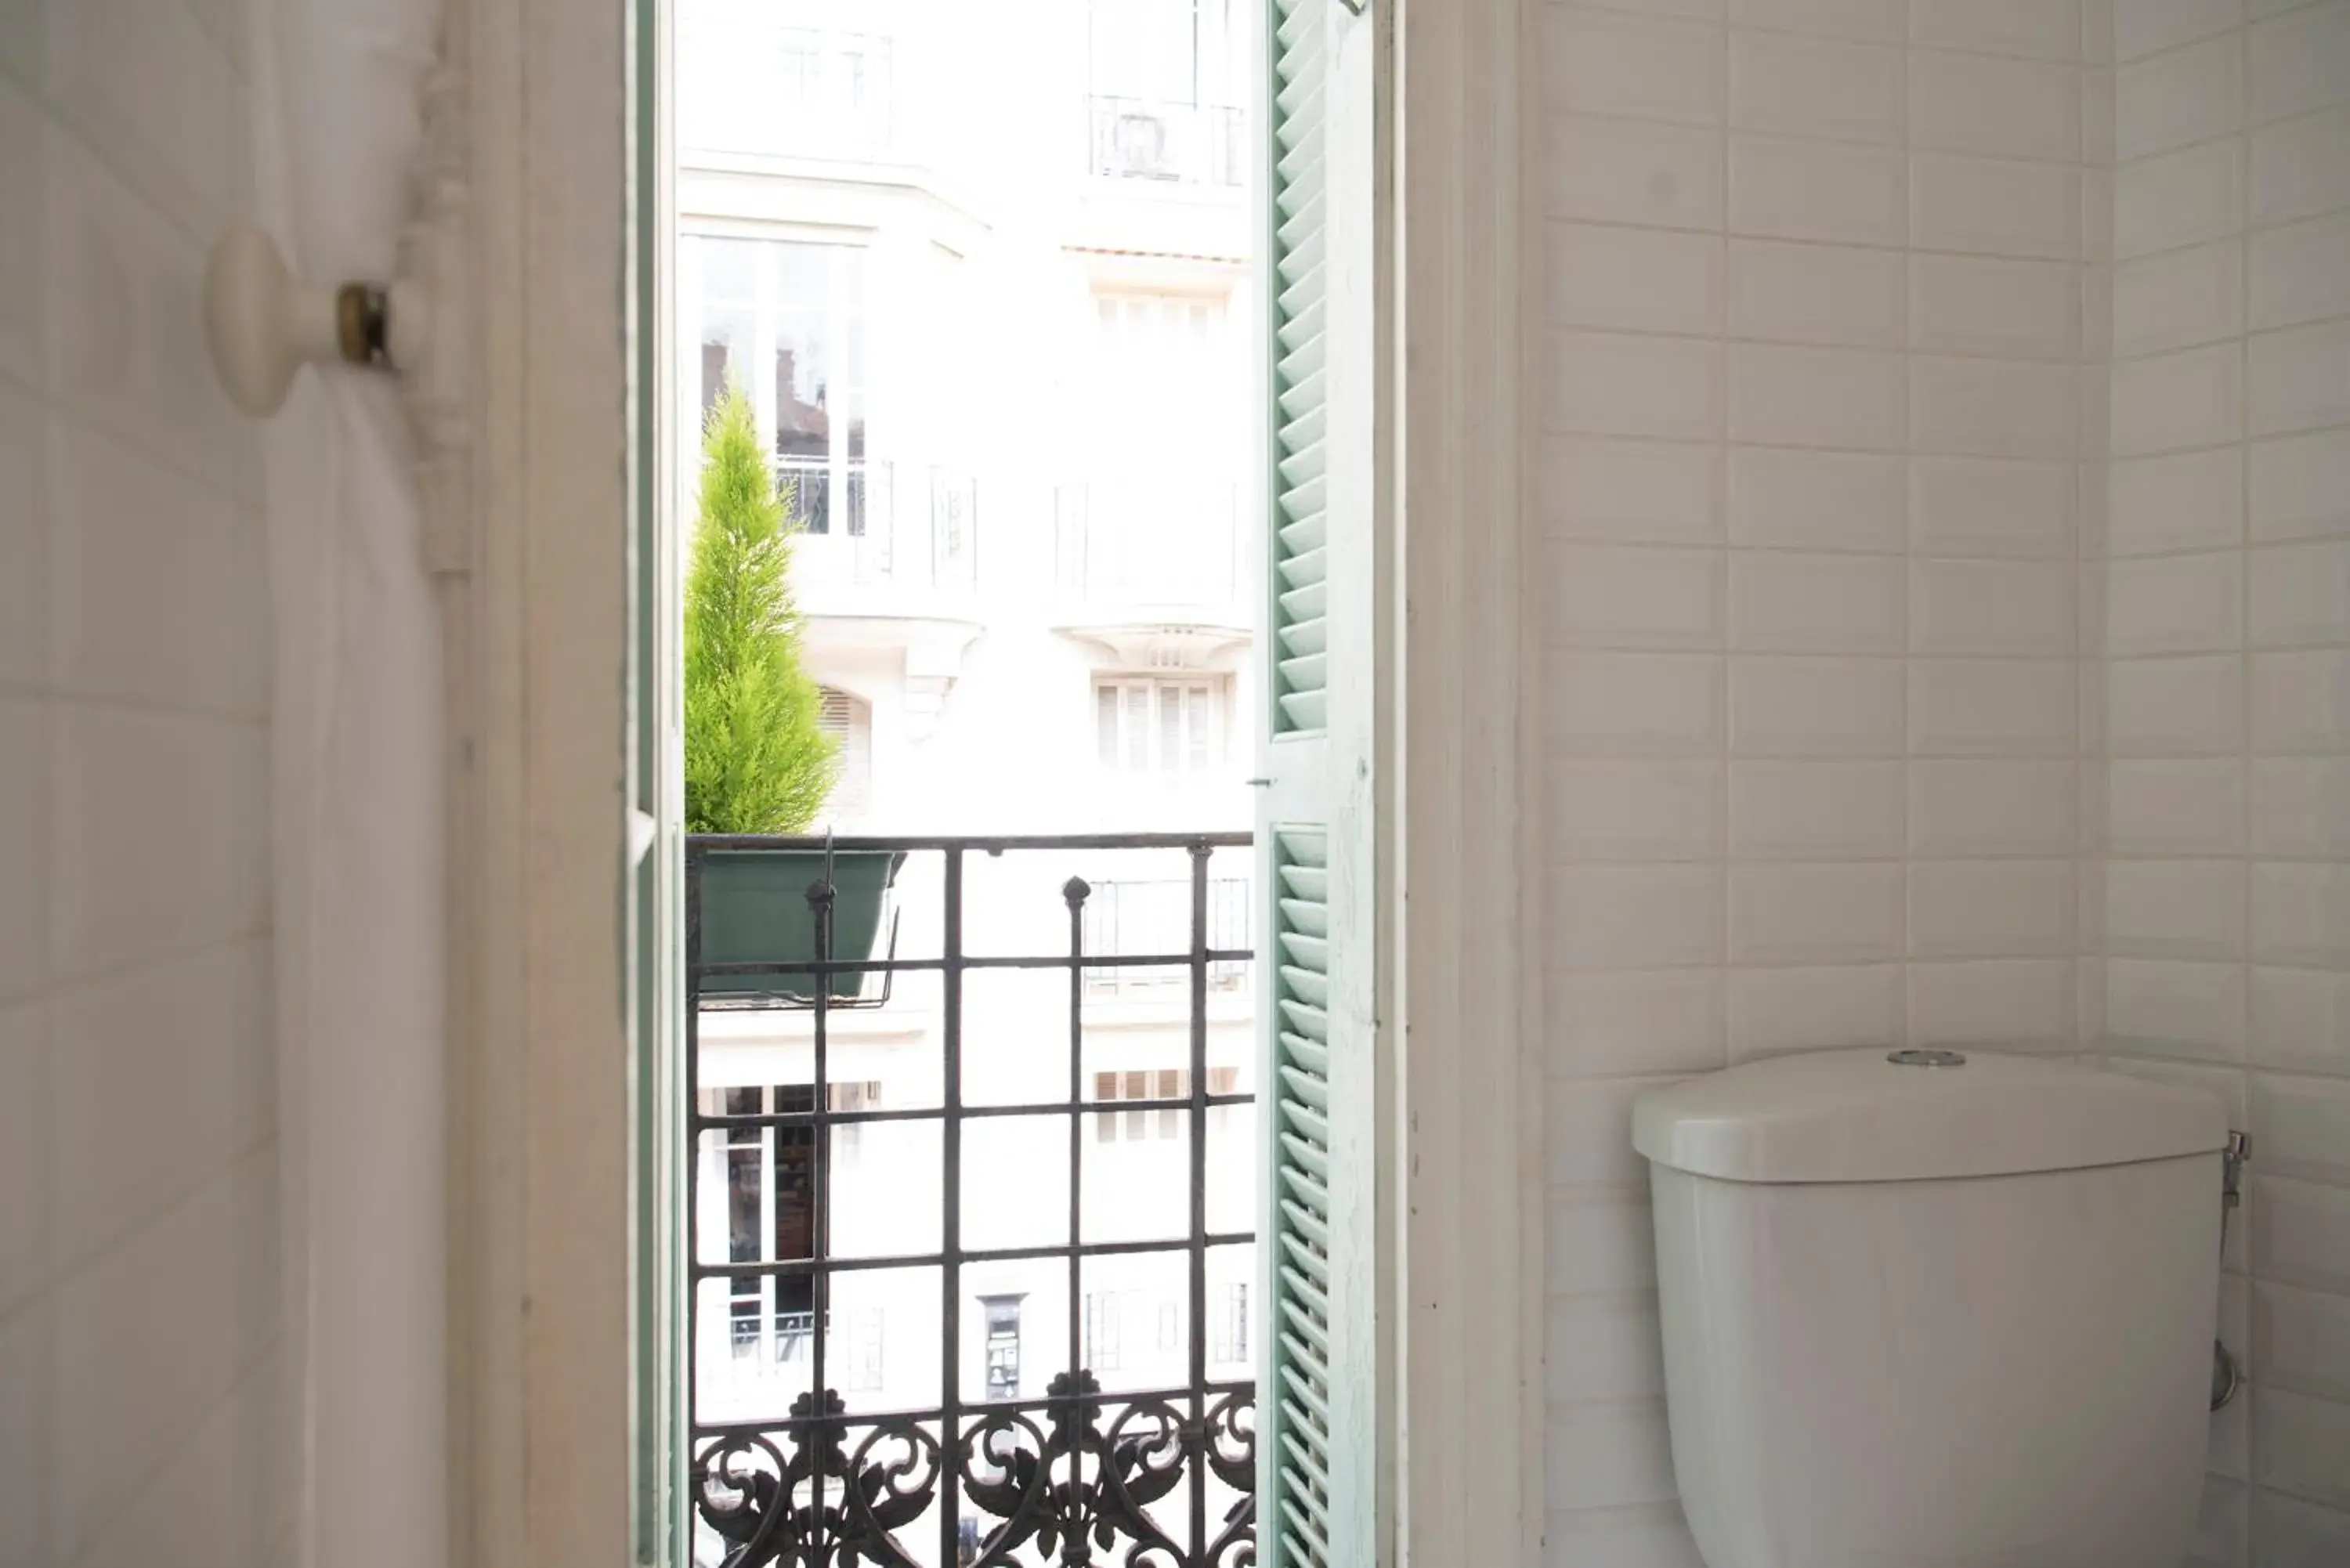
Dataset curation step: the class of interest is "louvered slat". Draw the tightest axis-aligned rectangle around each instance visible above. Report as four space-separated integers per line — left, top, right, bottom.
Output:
1269 0 1332 740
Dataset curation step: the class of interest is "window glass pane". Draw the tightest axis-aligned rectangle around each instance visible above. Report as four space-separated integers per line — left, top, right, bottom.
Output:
1096 685 1122 768
1124 686 1149 771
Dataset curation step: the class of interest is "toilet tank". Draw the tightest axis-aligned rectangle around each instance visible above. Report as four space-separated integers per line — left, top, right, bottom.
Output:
1632 1050 2229 1568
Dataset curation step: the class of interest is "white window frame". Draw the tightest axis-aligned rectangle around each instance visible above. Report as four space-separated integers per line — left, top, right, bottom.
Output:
1094 675 1231 784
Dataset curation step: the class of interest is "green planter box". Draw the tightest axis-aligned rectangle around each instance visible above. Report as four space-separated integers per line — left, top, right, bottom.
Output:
695 847 905 1003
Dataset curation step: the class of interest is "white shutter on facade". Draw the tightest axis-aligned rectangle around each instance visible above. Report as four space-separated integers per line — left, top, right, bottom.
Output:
1258 0 1382 1565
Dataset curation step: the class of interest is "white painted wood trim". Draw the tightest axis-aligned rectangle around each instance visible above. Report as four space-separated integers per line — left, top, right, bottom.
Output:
1392 0 1543 1563
446 0 635 1563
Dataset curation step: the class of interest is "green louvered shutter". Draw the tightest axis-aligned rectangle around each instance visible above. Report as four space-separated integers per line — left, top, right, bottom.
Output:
1260 0 1380 1566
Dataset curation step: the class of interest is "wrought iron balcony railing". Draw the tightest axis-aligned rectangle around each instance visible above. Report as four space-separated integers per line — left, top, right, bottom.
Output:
687 833 1256 1568
781 460 979 598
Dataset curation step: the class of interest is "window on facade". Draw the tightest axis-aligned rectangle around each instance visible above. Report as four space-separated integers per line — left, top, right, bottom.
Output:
1090 1066 1240 1141
980 1294 1025 1400
1094 678 1228 785
816 687 874 821
1082 1291 1125 1371
1083 872 1249 994
1086 0 1246 183
1211 1281 1248 1365
687 234 869 536
711 1081 882 1355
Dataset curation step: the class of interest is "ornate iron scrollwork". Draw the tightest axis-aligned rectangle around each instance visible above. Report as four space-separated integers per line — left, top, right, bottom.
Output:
696 1382 1256 1568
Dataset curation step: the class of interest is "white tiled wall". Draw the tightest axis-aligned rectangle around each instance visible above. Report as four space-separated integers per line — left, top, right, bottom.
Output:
0 5 284 1568
2105 1 2350 1559
1542 0 2105 1555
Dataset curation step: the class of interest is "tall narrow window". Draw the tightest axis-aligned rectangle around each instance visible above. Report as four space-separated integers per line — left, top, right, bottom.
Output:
816 687 874 820
1094 677 1228 784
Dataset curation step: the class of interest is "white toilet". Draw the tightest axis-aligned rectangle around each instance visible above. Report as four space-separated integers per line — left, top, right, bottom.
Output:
1632 1047 2231 1568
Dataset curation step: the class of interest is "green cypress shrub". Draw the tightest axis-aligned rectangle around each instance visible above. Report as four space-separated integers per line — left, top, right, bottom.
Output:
683 382 837 833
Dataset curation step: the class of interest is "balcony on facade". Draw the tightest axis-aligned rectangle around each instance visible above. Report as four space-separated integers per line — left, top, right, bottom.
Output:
1087 97 1244 189
1053 479 1247 645
685 833 1258 1568
784 458 979 625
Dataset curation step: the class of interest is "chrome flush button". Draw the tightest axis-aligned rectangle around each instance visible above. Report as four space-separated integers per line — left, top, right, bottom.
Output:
1888 1048 1968 1068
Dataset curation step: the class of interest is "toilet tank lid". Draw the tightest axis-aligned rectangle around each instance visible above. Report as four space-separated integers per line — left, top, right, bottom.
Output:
1631 1049 2230 1183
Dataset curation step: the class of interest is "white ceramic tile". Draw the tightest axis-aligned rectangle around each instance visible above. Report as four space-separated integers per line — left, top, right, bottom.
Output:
1545 1398 1681 1509
2114 238 2245 359
1909 255 2078 361
2110 446 2246 554
2115 0 2245 61
2103 1053 2249 1125
2084 66 2120 168
1731 655 1906 754
1551 1189 1664 1297
2109 551 2246 655
1911 152 2083 259
1910 559 2076 656
2254 757 2350 856
1553 543 1726 648
1728 239 1906 347
2253 966 2350 1074
1730 551 1905 652
1909 457 2077 558
42 0 251 239
2251 540 2350 646
2084 166 2118 264
1911 50 2082 163
0 387 44 686
1729 32 1904 144
0 1002 45 1315
1544 437 1724 544
0 1300 54 1568
2253 649 2350 750
2249 320 2350 437
1730 342 1907 450
2109 759 2247 854
2249 1 2350 122
2117 34 2244 160
1549 9 1729 126
52 708 269 978
2107 957 2247 1058
1730 135 1908 244
2251 211 2350 333
1542 1501 1708 1568
2086 0 2120 62
49 945 265 1271
2254 1387 2350 1510
2106 858 2246 957
1550 649 1726 754
1549 114 1728 230
1910 658 2078 755
2254 862 2350 967
50 425 266 714
1552 760 1727 861
1910 356 2077 458
1911 858 2074 957
1912 0 2083 61
1730 861 1906 962
73 1361 277 1568
2116 139 2245 260
2107 653 2245 753
1549 223 1726 337
49 1165 269 1557
1551 330 1726 440
1730 760 1904 857
2182 1474 2250 1568
2251 1469 2350 1563
1550 966 1726 1071
2253 432 2350 543
1551 1297 1664 1400
2251 105 2350 227
0 84 42 391
1729 446 1906 551
1910 760 2077 854
1557 866 1730 972
2254 1072 2350 1190
2254 1173 2350 1295
0 701 48 1005
2110 342 2246 458
44 138 249 497
1729 0 1902 40
1548 1075 1681 1187
1727 963 1904 1059
2255 1281 2350 1404
1910 957 2077 1050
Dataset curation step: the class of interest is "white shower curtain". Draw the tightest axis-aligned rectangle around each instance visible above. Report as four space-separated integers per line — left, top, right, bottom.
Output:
253 3 449 1566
